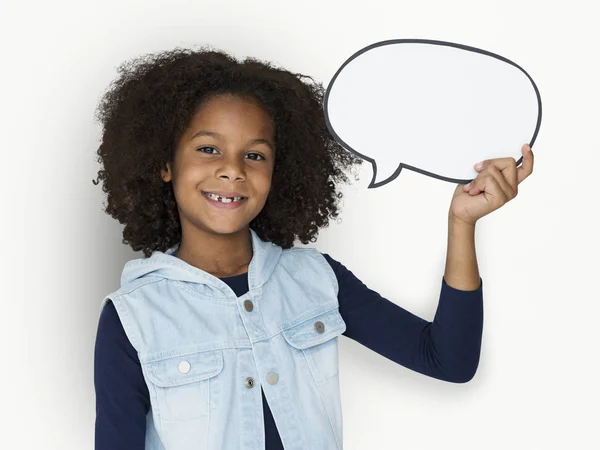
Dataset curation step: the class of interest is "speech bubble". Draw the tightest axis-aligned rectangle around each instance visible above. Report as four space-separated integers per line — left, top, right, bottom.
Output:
324 39 542 188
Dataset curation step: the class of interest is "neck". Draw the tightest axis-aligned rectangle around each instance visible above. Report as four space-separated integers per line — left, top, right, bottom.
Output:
174 226 253 278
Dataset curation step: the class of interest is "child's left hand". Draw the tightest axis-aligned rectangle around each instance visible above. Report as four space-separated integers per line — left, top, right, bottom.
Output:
449 143 535 226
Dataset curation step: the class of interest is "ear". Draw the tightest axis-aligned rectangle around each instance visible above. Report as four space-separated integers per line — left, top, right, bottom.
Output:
160 161 172 182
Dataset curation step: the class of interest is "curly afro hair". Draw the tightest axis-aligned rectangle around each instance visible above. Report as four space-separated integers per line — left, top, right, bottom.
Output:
92 46 363 257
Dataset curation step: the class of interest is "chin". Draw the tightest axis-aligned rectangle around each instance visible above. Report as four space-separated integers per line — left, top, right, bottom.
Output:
203 221 250 236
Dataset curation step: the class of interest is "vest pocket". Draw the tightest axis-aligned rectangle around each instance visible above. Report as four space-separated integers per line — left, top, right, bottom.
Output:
282 308 346 384
143 349 224 421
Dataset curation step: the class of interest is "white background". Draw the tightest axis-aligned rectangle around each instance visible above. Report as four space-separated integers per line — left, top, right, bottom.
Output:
2 0 599 448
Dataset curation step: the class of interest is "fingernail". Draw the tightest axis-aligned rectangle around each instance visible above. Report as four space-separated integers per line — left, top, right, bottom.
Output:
475 162 483 170
525 144 531 152
465 182 472 189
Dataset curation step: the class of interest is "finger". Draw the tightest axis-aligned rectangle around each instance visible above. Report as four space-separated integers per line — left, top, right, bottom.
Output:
476 156 518 174
476 155 520 193
517 144 534 184
486 164 515 199
466 172 484 195
468 173 504 201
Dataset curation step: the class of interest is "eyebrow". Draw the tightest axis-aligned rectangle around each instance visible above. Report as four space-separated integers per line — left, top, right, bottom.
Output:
190 130 274 151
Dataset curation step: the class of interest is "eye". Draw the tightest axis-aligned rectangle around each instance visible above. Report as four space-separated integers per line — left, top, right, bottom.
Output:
245 152 265 161
197 146 219 154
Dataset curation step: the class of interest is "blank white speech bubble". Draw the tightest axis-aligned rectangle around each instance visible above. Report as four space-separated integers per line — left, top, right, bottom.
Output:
324 39 542 188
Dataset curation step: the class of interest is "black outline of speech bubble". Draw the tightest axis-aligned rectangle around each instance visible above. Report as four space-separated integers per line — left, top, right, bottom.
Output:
323 39 542 188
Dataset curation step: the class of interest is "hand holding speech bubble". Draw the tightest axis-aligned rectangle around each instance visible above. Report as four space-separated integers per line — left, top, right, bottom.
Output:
324 39 542 188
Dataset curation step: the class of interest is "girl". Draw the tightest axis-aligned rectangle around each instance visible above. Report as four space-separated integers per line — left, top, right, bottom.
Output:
93 47 533 450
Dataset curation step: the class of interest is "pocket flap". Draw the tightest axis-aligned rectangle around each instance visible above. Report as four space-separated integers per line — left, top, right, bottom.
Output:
282 308 346 350
144 349 224 387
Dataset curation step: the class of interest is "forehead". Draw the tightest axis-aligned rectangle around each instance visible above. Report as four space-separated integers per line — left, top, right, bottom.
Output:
188 94 274 135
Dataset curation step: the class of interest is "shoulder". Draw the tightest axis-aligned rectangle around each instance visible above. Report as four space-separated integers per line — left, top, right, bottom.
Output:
98 300 121 332
320 252 343 272
279 246 336 273
280 248 356 282
298 250 362 293
318 253 374 302
278 247 340 292
95 299 144 383
319 252 354 282
96 300 137 357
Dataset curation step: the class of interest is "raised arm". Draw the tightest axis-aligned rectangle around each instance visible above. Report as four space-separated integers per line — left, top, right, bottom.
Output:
323 252 483 383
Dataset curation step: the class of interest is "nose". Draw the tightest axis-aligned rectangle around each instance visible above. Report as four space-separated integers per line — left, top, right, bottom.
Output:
216 154 246 182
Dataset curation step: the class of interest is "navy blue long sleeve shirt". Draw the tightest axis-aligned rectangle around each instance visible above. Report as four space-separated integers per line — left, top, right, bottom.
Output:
94 253 483 449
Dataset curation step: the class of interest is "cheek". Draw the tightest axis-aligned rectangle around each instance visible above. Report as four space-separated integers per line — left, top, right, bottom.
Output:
179 165 209 186
255 166 273 193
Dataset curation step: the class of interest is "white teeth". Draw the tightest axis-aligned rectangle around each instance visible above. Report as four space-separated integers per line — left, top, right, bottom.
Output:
204 192 244 203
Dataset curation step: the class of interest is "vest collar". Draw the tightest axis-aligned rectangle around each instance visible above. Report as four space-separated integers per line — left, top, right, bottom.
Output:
120 228 282 294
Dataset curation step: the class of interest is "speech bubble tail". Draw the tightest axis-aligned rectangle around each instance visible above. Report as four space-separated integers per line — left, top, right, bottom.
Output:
368 161 403 188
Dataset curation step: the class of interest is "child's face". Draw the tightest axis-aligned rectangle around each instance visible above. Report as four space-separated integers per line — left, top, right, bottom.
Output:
161 93 275 238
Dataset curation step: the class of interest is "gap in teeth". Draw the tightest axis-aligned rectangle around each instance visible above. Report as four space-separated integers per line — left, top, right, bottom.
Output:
204 192 244 202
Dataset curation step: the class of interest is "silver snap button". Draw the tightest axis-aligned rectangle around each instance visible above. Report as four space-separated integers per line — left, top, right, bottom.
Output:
314 321 325 333
266 372 279 385
178 360 191 374
244 299 254 312
244 377 255 389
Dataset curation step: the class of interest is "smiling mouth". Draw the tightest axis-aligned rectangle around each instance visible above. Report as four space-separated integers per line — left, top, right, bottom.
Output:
202 192 247 203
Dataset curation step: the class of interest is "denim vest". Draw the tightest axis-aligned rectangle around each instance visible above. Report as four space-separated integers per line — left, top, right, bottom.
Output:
100 228 347 450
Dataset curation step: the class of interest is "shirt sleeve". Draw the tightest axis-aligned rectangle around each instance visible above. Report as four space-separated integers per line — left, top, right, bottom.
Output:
322 253 484 383
94 300 149 450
